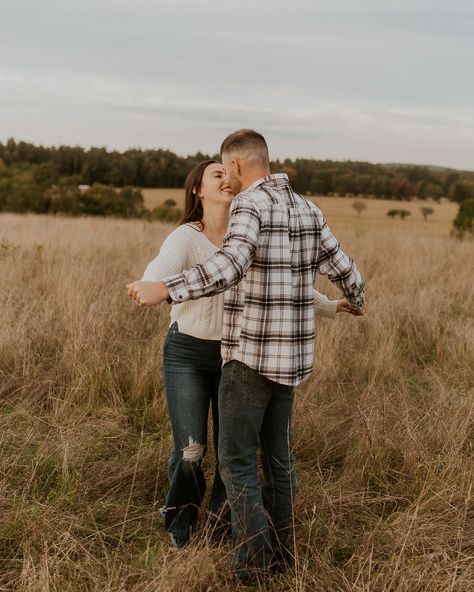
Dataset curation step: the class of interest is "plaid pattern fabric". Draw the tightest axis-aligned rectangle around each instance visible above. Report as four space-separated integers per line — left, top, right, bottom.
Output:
164 173 365 386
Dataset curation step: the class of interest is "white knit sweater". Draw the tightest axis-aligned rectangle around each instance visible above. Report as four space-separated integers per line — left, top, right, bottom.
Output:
142 223 337 340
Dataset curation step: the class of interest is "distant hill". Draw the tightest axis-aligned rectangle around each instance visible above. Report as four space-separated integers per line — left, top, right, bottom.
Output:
381 163 457 173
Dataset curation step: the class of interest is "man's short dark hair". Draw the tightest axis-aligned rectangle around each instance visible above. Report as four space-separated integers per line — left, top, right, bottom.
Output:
220 129 269 164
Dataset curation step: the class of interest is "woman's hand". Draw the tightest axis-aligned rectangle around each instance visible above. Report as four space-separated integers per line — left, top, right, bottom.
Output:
336 299 365 316
126 280 169 306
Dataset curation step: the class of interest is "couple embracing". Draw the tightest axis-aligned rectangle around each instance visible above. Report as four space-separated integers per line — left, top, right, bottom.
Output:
127 129 365 584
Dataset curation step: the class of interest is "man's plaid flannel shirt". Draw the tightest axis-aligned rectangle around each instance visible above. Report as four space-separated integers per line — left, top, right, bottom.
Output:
164 173 365 386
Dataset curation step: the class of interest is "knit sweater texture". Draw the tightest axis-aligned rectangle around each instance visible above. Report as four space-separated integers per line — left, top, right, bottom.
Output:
142 223 337 340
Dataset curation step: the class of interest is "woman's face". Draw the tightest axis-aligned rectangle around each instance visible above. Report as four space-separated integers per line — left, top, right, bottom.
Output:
198 163 234 207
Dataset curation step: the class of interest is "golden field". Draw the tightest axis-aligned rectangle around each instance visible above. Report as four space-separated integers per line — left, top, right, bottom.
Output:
142 188 458 237
0 200 472 591
142 188 187 210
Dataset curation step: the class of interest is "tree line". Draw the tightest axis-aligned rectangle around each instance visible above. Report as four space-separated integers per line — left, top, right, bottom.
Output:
1 138 474 220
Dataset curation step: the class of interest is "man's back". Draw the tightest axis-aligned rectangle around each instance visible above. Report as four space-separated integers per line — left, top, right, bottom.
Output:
215 173 365 385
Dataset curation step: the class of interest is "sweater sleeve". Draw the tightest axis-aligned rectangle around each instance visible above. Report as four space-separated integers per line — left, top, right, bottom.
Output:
141 230 188 281
314 289 337 319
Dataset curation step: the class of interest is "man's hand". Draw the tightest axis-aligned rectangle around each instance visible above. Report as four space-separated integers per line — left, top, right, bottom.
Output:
126 280 169 306
336 299 365 316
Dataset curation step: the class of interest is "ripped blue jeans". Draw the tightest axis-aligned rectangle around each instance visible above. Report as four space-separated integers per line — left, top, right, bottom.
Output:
162 322 228 542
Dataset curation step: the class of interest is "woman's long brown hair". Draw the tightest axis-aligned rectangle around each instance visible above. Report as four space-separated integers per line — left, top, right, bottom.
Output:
179 159 219 229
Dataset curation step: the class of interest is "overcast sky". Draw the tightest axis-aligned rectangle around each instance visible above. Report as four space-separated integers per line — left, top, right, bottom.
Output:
1 0 473 169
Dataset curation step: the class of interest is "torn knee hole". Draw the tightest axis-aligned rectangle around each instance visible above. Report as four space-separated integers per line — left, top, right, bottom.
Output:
182 437 205 462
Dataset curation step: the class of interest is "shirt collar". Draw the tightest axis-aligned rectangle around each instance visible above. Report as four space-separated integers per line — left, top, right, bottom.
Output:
244 173 289 193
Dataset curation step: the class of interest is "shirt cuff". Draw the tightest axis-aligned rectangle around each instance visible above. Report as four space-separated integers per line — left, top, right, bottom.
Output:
163 274 191 304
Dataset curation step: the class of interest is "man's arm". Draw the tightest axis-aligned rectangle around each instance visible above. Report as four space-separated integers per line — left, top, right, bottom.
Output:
316 218 365 310
131 195 260 306
165 195 260 302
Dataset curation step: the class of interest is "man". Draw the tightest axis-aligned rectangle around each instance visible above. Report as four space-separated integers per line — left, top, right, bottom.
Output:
127 129 365 582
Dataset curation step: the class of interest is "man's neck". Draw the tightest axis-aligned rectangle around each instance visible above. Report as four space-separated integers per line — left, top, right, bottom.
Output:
241 168 271 192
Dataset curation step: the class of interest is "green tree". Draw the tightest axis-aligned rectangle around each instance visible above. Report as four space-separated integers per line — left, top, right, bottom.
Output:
449 181 474 203
334 173 355 196
80 184 145 217
119 186 146 218
354 174 373 196
82 148 112 185
308 178 325 195
46 176 81 215
420 206 434 221
423 183 443 202
373 175 390 198
453 199 474 238
0 168 48 213
150 205 182 223
352 200 368 217
399 209 411 220
386 209 411 220
31 161 59 188
79 184 118 216
3 137 474 204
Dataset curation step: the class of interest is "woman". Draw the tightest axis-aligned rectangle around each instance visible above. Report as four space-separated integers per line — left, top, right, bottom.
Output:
140 160 349 547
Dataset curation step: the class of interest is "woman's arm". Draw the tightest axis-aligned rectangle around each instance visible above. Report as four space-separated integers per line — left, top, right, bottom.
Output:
141 231 188 281
314 289 338 318
314 290 364 317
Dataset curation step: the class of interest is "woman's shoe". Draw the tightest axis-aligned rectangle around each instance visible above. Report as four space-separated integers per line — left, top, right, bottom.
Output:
167 518 196 548
168 528 190 547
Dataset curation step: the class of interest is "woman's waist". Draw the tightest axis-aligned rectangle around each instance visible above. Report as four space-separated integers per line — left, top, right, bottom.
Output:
164 321 222 369
169 302 223 341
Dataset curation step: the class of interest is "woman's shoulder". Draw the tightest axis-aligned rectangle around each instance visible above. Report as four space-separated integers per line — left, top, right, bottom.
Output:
160 223 210 257
163 223 202 243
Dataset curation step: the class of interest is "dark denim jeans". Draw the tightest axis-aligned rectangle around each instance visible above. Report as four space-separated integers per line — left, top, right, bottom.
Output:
218 360 296 574
163 321 228 544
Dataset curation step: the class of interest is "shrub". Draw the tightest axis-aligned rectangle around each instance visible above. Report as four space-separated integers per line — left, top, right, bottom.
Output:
0 169 49 213
79 184 145 218
421 206 434 221
150 205 182 223
387 209 411 220
453 198 474 238
352 200 368 217
46 176 82 215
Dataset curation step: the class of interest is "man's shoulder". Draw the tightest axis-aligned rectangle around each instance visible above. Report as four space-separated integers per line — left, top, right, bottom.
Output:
237 182 282 208
232 189 262 212
303 198 324 217
242 183 324 214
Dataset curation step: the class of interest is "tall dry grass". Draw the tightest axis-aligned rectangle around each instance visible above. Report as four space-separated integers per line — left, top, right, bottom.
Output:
0 210 472 591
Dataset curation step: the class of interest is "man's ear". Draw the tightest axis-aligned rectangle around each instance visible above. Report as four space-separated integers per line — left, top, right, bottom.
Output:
232 159 241 176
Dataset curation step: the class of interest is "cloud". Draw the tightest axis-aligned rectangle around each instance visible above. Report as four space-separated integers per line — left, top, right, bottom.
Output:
0 1 473 168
